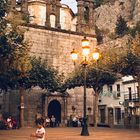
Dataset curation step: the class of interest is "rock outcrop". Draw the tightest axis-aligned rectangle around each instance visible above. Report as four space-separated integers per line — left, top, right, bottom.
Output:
95 0 140 34
94 0 140 47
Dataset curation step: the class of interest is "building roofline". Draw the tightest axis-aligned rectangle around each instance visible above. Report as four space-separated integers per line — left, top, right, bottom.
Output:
61 4 76 17
122 79 137 84
24 24 96 38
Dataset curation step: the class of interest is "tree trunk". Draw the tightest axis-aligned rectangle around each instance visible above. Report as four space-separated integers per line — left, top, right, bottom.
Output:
138 78 140 130
138 79 140 101
94 92 99 128
20 87 25 127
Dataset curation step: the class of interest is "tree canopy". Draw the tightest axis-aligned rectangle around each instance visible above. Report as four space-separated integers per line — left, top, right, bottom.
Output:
27 57 59 92
105 34 140 79
0 1 59 92
62 63 117 93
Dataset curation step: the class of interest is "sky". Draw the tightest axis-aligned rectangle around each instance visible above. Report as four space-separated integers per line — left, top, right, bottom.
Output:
61 0 77 13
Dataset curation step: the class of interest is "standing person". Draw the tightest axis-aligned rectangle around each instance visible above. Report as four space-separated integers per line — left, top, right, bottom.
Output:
51 115 56 127
30 119 46 140
45 117 50 127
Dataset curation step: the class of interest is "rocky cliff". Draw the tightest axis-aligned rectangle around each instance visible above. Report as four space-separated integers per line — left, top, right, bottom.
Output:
95 0 140 33
94 0 140 47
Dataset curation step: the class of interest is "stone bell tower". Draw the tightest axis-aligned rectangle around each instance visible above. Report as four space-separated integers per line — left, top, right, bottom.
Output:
20 0 28 14
45 0 61 28
76 0 95 35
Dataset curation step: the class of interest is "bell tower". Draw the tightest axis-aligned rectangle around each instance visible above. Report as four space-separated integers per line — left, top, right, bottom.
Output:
76 0 95 35
21 0 28 14
45 0 61 28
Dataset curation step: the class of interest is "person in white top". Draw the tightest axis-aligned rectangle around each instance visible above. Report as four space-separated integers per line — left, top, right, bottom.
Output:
7 116 13 129
45 117 50 127
30 119 46 140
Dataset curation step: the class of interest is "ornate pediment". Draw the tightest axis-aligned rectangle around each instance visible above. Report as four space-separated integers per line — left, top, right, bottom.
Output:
45 91 69 97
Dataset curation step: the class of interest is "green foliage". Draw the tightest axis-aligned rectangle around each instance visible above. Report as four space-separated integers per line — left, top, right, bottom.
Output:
115 16 128 37
0 0 8 31
95 26 103 44
63 64 117 93
94 0 115 8
27 57 59 92
120 52 140 76
0 57 60 92
102 34 140 79
120 34 140 77
0 1 60 92
0 0 31 90
94 0 104 8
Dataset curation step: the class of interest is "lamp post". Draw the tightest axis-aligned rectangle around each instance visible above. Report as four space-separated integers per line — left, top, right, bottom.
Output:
71 37 100 136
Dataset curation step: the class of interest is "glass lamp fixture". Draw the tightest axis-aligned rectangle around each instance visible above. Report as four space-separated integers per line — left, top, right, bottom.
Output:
82 37 90 56
92 48 100 61
71 49 78 62
82 36 89 47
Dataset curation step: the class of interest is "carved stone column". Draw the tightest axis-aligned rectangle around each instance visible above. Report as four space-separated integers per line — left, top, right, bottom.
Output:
56 0 61 28
45 1 51 27
76 0 84 33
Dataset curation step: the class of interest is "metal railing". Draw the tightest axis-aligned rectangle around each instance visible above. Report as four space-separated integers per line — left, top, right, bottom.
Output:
124 93 139 102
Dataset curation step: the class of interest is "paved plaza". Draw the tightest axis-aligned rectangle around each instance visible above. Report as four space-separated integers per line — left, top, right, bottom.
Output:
0 127 140 140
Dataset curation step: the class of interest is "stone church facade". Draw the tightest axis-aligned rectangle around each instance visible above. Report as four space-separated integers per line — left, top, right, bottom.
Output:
3 0 97 126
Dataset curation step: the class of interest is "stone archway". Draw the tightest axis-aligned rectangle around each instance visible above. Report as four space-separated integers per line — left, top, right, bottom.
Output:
48 100 61 123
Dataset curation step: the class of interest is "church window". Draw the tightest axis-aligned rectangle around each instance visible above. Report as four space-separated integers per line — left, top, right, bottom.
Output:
50 14 56 28
40 7 46 25
84 7 89 22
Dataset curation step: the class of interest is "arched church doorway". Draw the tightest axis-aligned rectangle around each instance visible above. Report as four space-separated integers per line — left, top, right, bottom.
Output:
48 100 61 123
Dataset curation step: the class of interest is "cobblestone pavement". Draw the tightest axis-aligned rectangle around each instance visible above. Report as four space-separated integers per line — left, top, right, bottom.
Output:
0 127 140 140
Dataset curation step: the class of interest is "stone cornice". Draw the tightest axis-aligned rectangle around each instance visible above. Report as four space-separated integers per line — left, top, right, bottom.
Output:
24 24 96 38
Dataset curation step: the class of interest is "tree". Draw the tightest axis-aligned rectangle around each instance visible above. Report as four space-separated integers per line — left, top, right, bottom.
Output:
27 57 59 92
0 0 61 127
105 35 140 129
115 16 128 37
0 0 31 127
102 33 140 103
62 63 117 127
95 26 103 44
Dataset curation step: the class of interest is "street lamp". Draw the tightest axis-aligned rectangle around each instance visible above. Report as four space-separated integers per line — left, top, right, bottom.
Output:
71 37 100 136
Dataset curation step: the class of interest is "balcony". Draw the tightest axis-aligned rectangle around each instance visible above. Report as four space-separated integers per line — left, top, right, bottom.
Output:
124 93 139 102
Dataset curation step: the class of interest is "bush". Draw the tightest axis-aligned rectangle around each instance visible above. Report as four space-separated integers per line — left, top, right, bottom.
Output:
0 121 6 130
115 16 128 37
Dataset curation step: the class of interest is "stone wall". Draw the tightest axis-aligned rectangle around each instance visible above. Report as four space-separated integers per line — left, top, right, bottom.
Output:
25 25 97 76
23 26 97 126
1 91 20 126
24 89 43 126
